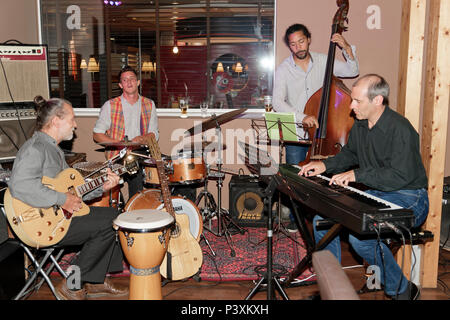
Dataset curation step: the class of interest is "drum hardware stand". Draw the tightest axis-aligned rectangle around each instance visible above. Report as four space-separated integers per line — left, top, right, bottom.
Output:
245 176 289 300
200 117 246 257
195 169 217 257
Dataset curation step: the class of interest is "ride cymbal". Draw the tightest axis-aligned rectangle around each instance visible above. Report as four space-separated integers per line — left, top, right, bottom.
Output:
184 108 247 135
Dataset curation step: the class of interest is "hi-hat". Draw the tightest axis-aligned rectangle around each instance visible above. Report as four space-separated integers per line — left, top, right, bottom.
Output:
98 141 144 148
184 108 247 135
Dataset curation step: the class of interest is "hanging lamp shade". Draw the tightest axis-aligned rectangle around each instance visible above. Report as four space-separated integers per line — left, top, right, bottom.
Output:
216 62 224 73
235 62 243 73
87 57 99 72
80 59 87 69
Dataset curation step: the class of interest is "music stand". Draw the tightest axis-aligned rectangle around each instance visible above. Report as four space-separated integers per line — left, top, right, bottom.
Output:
262 115 311 238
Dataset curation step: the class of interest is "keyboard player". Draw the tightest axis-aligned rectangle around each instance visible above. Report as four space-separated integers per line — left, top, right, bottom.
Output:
299 74 428 300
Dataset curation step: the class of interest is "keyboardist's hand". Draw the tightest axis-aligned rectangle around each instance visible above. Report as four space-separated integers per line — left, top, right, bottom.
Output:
329 170 355 187
298 161 326 177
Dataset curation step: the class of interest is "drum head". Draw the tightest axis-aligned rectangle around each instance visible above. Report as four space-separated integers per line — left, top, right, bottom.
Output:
114 209 174 232
156 198 202 240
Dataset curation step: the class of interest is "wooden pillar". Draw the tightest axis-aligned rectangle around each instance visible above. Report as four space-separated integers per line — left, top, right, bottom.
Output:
396 0 426 281
420 0 450 288
397 0 426 127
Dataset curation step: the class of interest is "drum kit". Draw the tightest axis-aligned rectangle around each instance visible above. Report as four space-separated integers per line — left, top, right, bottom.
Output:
85 109 247 300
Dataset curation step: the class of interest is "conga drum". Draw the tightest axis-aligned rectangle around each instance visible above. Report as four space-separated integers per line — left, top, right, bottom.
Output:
113 209 174 300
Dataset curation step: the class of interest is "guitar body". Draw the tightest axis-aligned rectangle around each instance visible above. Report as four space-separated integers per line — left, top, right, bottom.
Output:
4 168 92 248
42 168 90 217
160 213 203 280
4 162 137 248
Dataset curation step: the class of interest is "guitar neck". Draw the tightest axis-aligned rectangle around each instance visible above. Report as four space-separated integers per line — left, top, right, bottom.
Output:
76 166 126 197
155 160 176 217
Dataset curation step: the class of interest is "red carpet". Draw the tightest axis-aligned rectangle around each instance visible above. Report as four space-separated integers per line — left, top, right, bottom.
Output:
56 223 315 283
199 222 314 282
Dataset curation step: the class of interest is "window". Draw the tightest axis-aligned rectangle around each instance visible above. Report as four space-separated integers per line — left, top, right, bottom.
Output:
40 0 275 109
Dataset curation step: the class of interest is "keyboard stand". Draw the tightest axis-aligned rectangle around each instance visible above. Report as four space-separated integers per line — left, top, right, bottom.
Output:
284 198 343 286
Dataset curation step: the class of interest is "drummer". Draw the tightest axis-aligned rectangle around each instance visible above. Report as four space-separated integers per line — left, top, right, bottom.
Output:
93 66 159 199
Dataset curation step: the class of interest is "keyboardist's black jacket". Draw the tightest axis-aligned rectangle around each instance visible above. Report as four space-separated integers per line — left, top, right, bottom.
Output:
323 106 428 192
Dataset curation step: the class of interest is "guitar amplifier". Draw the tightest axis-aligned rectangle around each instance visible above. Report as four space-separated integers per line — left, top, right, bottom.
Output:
229 175 268 228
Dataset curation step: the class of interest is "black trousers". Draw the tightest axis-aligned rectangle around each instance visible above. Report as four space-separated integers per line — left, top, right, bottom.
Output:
126 169 144 200
57 206 123 284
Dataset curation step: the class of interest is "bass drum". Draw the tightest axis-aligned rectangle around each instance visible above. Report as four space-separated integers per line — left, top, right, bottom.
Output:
124 188 203 242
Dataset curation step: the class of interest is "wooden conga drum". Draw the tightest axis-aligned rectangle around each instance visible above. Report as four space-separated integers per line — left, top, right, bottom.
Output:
113 209 174 300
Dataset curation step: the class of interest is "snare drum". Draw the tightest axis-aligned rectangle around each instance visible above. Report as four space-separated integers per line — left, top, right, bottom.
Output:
144 153 206 185
113 209 174 300
85 185 120 208
169 152 206 184
125 189 203 241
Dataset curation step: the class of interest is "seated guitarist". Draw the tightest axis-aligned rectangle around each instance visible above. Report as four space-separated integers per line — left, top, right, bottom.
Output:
7 96 128 300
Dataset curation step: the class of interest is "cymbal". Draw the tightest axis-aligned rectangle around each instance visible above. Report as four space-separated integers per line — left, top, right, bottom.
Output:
177 141 227 153
98 141 144 148
184 108 247 135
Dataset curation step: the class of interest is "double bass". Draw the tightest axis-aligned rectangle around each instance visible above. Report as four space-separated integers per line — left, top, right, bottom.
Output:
303 0 355 162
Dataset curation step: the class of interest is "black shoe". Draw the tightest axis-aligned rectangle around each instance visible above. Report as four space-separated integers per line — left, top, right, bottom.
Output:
286 221 298 233
391 281 420 300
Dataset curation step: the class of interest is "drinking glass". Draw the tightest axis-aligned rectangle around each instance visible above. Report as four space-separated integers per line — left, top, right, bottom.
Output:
264 95 273 112
200 101 209 118
179 99 188 118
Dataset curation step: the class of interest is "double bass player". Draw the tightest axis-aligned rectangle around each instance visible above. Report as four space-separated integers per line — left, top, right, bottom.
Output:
272 23 359 232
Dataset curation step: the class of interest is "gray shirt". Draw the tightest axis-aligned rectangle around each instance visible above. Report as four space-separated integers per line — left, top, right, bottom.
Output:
93 94 159 141
8 131 103 208
273 48 359 137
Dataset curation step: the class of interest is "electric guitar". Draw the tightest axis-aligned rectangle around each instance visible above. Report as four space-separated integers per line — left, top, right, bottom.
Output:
4 158 138 248
146 135 203 280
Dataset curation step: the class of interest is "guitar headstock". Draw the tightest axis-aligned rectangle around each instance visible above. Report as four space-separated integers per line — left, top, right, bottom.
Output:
146 135 162 161
333 0 349 34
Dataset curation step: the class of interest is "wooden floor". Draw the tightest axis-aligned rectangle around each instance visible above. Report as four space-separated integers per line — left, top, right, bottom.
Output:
24 241 450 301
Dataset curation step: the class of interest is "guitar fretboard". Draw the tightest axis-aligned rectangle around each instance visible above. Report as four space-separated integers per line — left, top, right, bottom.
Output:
155 160 175 216
76 167 126 196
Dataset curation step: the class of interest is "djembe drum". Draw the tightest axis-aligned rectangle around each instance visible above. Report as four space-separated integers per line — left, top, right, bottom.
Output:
113 209 174 300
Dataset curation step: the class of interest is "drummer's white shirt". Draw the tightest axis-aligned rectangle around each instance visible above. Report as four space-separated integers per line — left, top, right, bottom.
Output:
93 94 160 141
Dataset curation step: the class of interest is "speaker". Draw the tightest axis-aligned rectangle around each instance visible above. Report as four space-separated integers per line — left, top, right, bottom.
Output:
0 104 37 161
229 175 267 227
441 177 450 250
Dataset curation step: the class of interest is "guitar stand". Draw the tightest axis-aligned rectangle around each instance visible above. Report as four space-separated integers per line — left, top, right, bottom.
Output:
245 176 289 300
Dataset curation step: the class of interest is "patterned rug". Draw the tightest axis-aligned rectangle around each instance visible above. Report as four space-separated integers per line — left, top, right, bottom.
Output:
199 222 314 282
56 222 315 283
